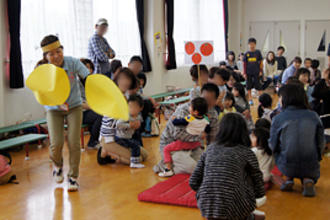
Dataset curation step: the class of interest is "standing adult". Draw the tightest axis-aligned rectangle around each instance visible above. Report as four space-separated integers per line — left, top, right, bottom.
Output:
37 35 89 192
88 18 115 75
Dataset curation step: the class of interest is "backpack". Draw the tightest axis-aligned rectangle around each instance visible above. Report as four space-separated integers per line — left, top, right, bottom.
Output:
0 151 18 184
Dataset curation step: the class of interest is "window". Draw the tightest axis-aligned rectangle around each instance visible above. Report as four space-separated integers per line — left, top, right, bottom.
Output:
174 0 226 66
92 0 140 66
20 0 140 77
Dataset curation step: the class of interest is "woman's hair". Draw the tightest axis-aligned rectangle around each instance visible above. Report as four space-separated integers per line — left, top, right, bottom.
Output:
226 51 236 61
110 59 122 74
113 67 137 90
137 72 147 88
258 93 272 118
266 51 275 65
36 35 63 67
252 128 272 156
279 83 309 109
255 118 271 130
217 113 251 147
233 82 247 102
190 64 208 81
80 58 95 72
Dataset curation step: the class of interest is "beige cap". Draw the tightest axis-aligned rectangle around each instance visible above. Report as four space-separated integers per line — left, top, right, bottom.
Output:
96 18 108 26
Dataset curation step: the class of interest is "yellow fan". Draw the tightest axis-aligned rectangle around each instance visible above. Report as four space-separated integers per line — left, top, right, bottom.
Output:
85 74 129 120
26 64 70 106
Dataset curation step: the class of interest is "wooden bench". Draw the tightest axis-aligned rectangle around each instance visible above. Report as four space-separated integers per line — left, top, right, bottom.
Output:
151 88 192 100
158 96 190 105
0 134 48 160
157 96 191 122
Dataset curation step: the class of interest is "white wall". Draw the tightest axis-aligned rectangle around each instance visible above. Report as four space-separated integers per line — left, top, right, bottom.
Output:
0 0 45 127
228 0 330 56
143 0 194 96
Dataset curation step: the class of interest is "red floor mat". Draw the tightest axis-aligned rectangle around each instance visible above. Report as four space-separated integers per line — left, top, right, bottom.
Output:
138 174 197 208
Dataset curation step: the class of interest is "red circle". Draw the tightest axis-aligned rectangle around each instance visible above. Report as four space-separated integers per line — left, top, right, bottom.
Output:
192 53 202 64
200 43 213 56
185 42 195 55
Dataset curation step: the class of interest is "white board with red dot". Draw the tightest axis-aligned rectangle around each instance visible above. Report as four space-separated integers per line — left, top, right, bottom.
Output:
184 41 214 65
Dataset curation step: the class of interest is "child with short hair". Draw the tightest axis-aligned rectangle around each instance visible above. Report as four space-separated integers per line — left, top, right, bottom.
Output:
128 55 143 75
190 113 266 220
189 64 209 100
218 92 237 120
243 38 263 105
159 97 211 177
109 59 122 79
258 93 273 121
137 72 147 95
237 52 245 73
251 127 274 191
297 68 314 103
232 82 250 114
115 94 145 168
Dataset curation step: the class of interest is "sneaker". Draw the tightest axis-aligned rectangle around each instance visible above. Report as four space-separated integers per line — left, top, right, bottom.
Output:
280 180 294 192
130 163 145 168
53 167 64 183
158 169 174 177
97 147 116 165
87 141 100 150
249 100 254 106
302 179 316 197
68 177 79 192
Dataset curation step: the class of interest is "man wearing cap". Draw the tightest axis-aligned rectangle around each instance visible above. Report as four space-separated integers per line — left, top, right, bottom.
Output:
88 18 115 74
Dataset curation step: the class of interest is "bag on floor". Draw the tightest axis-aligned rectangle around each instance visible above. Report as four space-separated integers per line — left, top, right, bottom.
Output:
0 151 18 185
150 114 160 136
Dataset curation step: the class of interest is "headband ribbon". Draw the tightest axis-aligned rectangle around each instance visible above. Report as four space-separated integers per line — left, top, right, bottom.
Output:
42 40 61 53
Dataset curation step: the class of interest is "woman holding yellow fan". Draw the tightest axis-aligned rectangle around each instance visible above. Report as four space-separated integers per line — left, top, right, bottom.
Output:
31 35 89 192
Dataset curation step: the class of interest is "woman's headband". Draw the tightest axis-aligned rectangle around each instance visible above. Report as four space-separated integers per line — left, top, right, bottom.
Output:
42 40 62 53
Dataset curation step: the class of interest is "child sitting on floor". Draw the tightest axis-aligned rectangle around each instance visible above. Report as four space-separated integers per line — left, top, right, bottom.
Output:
189 113 266 220
251 127 274 191
158 97 211 177
189 64 209 100
218 92 237 120
115 95 145 168
258 93 273 122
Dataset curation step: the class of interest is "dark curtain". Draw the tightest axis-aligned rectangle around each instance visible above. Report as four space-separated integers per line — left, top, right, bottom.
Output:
223 0 229 53
165 0 176 70
7 0 24 88
135 0 152 72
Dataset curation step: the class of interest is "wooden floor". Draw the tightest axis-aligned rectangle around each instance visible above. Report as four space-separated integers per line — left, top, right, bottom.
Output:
1 98 330 220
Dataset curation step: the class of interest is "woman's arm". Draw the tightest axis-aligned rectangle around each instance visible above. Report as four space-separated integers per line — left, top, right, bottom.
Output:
269 117 281 153
246 149 265 199
74 59 90 79
189 152 206 191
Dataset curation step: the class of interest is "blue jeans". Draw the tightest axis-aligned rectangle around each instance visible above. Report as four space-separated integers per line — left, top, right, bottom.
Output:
115 137 141 157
